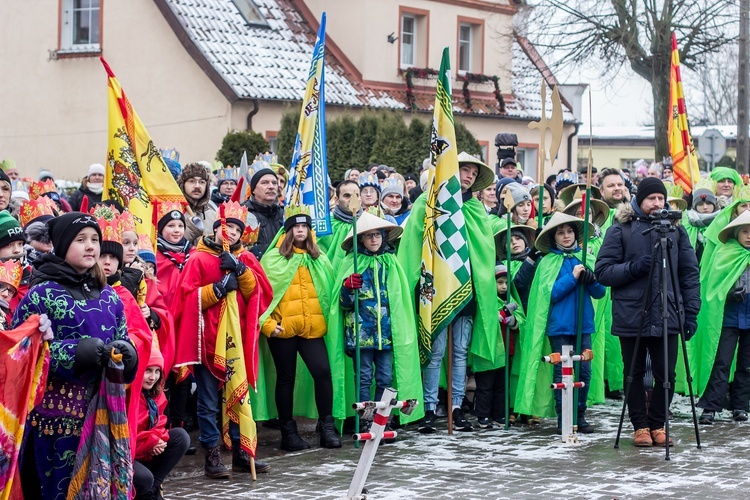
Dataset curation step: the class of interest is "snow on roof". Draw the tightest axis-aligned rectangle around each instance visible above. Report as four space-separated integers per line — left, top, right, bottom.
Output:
583 125 739 141
160 0 574 121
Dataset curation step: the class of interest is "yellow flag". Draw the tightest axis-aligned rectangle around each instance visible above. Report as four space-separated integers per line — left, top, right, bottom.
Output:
668 33 700 194
101 57 187 242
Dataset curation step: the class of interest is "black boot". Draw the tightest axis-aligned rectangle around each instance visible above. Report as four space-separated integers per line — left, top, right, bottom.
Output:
204 445 230 479
556 406 562 435
280 420 311 452
577 409 594 434
318 415 342 448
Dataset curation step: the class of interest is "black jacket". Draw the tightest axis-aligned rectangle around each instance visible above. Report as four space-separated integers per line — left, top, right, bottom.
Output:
31 253 103 301
243 197 284 260
68 186 103 212
595 200 700 338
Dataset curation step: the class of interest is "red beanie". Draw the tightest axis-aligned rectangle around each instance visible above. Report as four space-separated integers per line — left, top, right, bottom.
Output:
147 343 164 371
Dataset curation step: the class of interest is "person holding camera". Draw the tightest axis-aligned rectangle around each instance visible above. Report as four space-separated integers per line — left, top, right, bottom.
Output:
595 177 700 447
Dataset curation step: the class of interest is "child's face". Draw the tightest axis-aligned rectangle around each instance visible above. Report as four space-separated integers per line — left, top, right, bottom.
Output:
66 227 100 274
145 262 156 276
122 232 138 264
142 366 161 391
97 253 119 277
215 222 242 246
361 229 383 252
554 224 576 248
695 201 714 214
496 276 508 296
738 226 750 248
510 235 527 255
360 186 378 207
292 224 309 244
514 200 532 221
0 240 24 260
162 220 185 244
533 191 552 212
736 202 750 218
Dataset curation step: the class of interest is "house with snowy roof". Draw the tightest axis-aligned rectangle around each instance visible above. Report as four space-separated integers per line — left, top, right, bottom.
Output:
1 0 581 181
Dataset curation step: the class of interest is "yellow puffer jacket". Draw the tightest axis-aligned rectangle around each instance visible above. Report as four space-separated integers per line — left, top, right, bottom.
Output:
261 249 327 339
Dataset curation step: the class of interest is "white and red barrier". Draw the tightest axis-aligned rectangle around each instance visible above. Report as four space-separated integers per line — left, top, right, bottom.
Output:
542 345 593 444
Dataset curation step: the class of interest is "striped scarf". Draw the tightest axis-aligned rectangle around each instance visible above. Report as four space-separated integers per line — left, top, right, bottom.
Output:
66 352 132 500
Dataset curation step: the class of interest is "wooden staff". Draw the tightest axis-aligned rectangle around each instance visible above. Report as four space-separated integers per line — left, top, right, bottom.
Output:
447 324 453 435
349 193 362 448
503 194 516 430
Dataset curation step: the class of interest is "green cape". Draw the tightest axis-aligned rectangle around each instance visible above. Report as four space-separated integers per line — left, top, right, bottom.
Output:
397 193 501 370
701 200 748 281
328 250 425 423
250 241 348 421
689 239 750 395
316 217 352 271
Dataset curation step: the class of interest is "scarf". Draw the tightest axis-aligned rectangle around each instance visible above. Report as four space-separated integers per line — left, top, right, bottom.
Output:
156 237 192 272
87 183 104 195
66 352 131 500
687 209 719 228
144 391 158 430
332 205 360 224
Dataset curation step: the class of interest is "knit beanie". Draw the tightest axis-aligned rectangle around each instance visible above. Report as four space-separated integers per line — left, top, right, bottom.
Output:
495 263 508 278
147 342 164 371
250 168 276 191
495 177 518 200
212 217 246 234
692 188 717 210
380 178 404 200
358 172 380 193
101 240 124 269
47 212 102 259
138 249 157 267
0 170 10 189
87 163 105 177
0 212 24 249
505 182 532 209
635 177 668 207
158 209 185 234
284 213 312 233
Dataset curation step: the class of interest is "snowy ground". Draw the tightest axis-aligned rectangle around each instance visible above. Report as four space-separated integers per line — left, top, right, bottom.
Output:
164 396 750 499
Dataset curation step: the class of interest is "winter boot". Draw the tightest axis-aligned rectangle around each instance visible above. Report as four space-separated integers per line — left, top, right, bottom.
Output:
555 407 562 435
418 410 437 434
577 410 594 434
204 445 230 479
699 410 715 425
318 415 342 449
280 420 311 452
232 446 271 474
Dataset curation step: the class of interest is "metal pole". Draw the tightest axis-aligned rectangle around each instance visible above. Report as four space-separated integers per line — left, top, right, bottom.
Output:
738 0 749 174
504 209 514 430
350 195 361 448
447 325 454 435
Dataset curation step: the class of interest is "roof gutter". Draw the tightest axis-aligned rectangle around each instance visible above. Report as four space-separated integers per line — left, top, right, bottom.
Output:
246 99 260 130
567 122 580 171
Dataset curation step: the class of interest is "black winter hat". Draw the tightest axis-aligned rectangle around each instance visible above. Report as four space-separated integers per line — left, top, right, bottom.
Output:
47 212 102 259
0 169 10 188
100 241 124 269
250 168 276 191
158 210 185 235
283 213 312 233
635 177 668 207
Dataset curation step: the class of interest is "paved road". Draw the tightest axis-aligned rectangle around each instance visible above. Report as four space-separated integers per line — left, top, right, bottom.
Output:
164 396 750 499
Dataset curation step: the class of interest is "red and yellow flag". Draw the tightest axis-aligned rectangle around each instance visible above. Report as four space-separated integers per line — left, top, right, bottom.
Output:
100 57 186 243
668 33 701 194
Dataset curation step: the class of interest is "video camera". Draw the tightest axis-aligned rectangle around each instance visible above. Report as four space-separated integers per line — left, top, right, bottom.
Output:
651 209 683 221
495 133 518 166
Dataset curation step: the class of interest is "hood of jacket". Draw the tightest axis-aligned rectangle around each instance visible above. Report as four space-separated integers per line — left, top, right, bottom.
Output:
31 253 102 300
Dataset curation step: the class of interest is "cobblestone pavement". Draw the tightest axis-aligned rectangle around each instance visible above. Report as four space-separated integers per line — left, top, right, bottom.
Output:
164 396 750 499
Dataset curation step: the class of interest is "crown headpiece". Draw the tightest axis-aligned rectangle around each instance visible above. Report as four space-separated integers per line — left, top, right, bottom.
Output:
219 200 247 223
18 197 57 227
0 160 16 172
664 181 684 200
28 179 58 200
91 205 123 244
283 203 311 221
119 210 137 234
137 233 154 253
358 172 379 189
159 148 180 162
0 259 22 290
241 212 260 246
217 168 238 182
155 200 185 223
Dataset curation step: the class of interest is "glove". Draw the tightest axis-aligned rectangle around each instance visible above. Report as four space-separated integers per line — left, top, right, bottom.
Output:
685 316 698 340
579 268 596 285
106 339 139 374
630 255 652 278
500 303 518 328
148 309 162 330
343 273 363 290
527 246 541 263
38 314 53 341
219 251 247 276
75 337 108 371
503 302 518 315
213 273 239 299
729 287 746 303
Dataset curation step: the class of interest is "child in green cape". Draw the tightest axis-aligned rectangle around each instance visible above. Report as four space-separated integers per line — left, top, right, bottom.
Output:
684 184 718 261
494 224 536 312
514 212 604 433
332 211 423 432
693 210 750 424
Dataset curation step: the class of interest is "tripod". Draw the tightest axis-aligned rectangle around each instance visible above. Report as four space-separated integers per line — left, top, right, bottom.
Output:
613 219 701 460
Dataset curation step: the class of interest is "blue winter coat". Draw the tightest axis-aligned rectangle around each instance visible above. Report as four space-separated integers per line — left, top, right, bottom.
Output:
546 248 605 336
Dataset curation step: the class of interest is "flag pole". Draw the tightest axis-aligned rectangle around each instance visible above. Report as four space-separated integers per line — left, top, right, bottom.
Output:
503 195 516 431
447 325 453 435
350 193 362 448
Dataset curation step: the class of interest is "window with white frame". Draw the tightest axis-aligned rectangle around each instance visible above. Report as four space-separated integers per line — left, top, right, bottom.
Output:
60 0 101 52
401 15 416 67
459 24 472 72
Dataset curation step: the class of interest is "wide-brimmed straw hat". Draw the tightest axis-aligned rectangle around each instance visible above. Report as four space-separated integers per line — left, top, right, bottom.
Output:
534 211 594 254
562 198 610 227
557 183 602 206
493 224 536 258
668 197 688 211
341 211 403 251
457 152 495 192
719 209 750 243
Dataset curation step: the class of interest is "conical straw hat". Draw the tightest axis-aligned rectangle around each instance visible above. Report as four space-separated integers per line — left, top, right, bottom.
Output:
341 211 403 251
562 198 610 227
457 152 495 192
493 224 536 258
535 211 594 254
719 209 750 243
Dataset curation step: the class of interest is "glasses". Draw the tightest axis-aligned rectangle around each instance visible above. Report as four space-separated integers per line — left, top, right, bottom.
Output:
362 233 383 240
0 284 17 298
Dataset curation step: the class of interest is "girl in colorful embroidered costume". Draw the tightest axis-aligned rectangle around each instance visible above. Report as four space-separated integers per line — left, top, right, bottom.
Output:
133 344 190 500
13 212 137 500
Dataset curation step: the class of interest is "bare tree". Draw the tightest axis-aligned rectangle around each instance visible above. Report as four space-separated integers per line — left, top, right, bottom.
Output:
524 0 738 157
685 43 739 125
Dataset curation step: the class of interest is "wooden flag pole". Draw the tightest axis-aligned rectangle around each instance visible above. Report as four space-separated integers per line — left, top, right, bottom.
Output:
447 324 454 435
350 192 362 448
503 193 516 430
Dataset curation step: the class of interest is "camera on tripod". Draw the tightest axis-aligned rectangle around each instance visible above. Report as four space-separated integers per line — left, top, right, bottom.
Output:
651 209 683 221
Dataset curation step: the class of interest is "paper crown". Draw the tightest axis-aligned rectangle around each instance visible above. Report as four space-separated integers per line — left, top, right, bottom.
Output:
28 179 58 200
241 212 260 246
663 181 684 200
0 259 22 290
693 176 717 194
284 203 311 221
0 160 16 172
380 178 404 197
250 153 278 171
219 200 247 223
11 180 26 192
216 168 238 182
358 172 380 190
19 197 57 227
137 233 154 252
155 200 185 223
119 210 137 234
159 148 180 162
91 205 122 244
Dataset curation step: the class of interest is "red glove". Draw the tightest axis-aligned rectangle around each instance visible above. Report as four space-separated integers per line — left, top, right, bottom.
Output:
343 273 363 290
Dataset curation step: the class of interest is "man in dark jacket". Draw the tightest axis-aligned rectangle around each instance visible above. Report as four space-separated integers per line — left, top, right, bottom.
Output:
177 162 217 245
595 177 700 447
68 163 105 211
243 168 283 260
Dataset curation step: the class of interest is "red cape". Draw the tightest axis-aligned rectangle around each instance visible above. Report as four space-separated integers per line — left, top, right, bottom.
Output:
156 247 194 310
145 277 175 372
173 248 272 388
113 283 153 462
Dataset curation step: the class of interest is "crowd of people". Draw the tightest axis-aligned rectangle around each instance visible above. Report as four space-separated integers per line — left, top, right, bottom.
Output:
0 150 747 498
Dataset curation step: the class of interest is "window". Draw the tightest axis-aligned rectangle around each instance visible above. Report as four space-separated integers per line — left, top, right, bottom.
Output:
266 131 279 153
231 0 269 28
60 0 101 52
401 16 416 67
459 24 472 72
399 8 429 69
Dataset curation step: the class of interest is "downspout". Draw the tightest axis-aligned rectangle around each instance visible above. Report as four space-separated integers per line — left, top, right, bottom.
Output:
246 99 260 130
567 122 581 171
